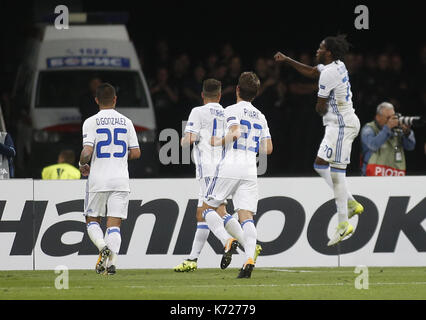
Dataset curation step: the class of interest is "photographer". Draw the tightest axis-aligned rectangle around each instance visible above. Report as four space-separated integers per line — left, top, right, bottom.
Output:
360 102 416 176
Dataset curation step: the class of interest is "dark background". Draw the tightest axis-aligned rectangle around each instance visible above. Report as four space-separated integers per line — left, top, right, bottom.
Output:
0 0 424 177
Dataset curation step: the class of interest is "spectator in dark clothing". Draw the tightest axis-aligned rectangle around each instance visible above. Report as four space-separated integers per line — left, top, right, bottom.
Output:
220 43 235 65
78 77 102 124
205 53 219 78
182 64 206 108
0 132 16 178
150 66 179 131
221 56 242 106
282 53 319 174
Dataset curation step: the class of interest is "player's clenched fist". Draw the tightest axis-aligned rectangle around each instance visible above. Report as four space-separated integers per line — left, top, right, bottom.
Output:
274 51 288 62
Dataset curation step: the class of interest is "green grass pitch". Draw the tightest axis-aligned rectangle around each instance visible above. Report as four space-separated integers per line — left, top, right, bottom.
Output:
1 267 426 300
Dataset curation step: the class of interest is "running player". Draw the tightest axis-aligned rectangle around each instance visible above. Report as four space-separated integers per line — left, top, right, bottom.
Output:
274 34 364 246
79 83 141 275
174 79 246 272
200 72 273 278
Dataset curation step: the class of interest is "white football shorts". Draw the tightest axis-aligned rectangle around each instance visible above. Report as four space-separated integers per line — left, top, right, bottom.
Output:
198 177 228 207
317 123 360 169
84 191 130 219
204 177 258 214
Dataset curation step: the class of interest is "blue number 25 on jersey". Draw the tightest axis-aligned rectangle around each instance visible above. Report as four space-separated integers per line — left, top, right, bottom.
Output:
96 128 128 158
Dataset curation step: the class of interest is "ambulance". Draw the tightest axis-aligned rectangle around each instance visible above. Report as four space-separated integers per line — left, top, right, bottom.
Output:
13 22 157 178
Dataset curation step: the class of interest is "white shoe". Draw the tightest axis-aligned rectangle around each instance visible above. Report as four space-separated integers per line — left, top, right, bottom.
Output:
327 221 354 246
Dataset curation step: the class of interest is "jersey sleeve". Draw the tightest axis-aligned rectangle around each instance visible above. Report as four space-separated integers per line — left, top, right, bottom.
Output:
128 120 139 149
317 68 338 98
183 108 202 135
82 119 95 147
224 107 240 129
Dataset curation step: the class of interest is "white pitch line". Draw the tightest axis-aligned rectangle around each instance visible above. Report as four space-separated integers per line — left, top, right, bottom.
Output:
258 268 350 273
258 268 315 273
2 282 426 291
372 282 426 286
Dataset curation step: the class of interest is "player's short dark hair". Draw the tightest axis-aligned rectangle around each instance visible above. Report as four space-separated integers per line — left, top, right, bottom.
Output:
202 78 221 98
238 72 260 102
324 34 351 61
96 83 116 106
59 149 75 165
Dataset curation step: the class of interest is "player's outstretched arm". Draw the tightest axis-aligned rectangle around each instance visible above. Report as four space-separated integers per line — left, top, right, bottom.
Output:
274 51 320 79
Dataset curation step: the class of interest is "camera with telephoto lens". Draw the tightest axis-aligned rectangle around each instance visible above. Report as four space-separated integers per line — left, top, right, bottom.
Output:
395 113 425 128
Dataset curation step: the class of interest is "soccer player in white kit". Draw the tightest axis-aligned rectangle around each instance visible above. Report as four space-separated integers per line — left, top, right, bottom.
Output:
174 79 246 272
200 72 273 278
79 83 140 275
274 34 364 246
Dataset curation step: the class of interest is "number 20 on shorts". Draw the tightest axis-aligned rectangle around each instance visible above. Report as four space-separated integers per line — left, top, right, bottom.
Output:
323 144 333 158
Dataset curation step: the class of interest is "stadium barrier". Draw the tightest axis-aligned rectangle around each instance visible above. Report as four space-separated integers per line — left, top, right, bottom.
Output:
0 177 425 270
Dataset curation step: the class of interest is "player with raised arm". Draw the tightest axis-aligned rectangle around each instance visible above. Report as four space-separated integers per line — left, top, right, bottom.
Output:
174 79 247 272
200 72 273 278
79 83 140 275
274 34 363 246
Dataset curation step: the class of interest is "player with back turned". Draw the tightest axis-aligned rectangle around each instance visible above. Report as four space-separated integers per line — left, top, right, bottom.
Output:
174 79 247 272
274 35 364 246
79 83 141 275
200 72 273 278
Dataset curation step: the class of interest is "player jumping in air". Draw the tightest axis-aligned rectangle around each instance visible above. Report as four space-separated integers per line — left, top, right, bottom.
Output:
274 35 364 246
79 83 141 274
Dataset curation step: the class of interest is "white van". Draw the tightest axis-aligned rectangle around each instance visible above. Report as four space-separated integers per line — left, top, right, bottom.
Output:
13 23 158 178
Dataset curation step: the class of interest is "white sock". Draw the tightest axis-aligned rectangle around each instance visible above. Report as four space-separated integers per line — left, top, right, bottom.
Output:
87 221 106 251
241 219 257 261
203 209 231 246
330 168 349 224
188 222 210 260
223 214 245 248
314 163 355 201
105 227 121 267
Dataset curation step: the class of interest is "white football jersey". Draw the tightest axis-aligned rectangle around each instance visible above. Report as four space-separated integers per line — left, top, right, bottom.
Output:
82 108 139 192
215 101 271 181
184 102 226 179
317 60 359 128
